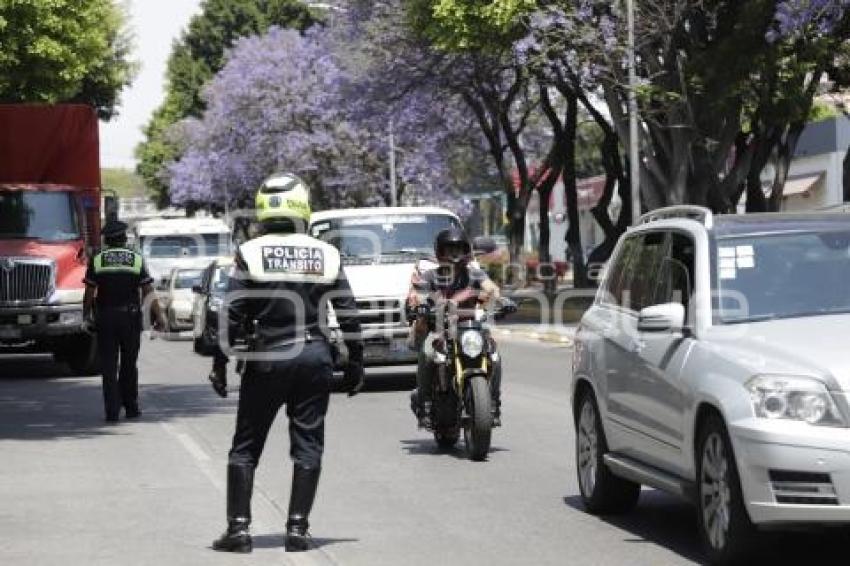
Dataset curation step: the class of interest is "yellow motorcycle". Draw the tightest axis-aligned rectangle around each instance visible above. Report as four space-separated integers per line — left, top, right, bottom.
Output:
409 295 515 461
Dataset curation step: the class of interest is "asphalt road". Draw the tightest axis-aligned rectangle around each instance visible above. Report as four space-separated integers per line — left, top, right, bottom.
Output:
2 334 850 565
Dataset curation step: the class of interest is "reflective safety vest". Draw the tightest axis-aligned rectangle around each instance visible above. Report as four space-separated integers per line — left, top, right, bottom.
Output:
93 248 144 275
238 233 341 284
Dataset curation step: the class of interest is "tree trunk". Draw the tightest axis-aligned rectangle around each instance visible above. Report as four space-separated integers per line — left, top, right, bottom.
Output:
562 94 588 288
767 123 805 212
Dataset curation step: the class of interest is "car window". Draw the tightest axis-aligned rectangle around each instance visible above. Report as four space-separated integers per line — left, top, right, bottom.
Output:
654 232 695 316
628 232 667 311
601 235 641 308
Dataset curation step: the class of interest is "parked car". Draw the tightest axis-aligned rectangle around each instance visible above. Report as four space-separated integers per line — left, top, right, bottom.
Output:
160 267 204 332
191 258 234 355
572 206 850 565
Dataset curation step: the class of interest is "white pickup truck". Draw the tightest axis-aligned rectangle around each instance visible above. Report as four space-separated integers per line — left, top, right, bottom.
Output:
309 207 462 367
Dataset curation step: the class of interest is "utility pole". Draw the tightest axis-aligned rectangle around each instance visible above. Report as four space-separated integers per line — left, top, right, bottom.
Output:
389 118 397 207
627 0 641 224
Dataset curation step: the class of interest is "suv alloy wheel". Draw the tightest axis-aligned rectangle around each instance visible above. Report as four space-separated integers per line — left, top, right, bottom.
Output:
696 414 757 565
575 391 640 514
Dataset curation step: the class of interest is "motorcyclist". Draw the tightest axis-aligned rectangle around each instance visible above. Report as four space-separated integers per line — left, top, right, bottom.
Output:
406 227 502 429
212 173 364 554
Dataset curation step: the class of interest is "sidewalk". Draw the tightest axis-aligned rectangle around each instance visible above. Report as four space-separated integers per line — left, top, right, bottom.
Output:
492 322 576 346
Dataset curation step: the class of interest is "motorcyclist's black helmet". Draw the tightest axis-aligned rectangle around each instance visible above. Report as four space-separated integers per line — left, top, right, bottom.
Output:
434 227 472 266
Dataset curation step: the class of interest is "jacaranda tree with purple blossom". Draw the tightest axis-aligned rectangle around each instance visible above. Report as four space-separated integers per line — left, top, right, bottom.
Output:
166 24 472 216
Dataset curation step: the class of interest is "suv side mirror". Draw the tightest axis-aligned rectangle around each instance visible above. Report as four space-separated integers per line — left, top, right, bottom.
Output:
638 303 685 333
473 236 497 255
192 285 204 295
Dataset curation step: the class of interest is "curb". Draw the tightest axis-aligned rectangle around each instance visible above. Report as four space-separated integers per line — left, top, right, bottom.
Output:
494 327 574 347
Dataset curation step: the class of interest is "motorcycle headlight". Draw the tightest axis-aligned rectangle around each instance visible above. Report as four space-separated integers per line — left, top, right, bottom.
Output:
747 375 846 427
461 330 484 358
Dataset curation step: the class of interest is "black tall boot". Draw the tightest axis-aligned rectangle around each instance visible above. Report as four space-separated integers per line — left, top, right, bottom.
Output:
285 465 321 552
213 464 254 553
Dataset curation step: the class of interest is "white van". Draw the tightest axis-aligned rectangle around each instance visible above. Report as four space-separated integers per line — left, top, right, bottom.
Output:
132 217 232 284
309 206 462 367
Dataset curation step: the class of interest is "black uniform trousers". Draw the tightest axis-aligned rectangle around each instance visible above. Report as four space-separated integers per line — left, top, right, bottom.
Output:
97 306 142 418
229 341 333 470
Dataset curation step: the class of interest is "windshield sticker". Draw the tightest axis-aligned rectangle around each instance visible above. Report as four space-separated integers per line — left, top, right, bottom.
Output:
720 257 736 269
342 215 427 226
736 245 754 257
262 246 324 275
720 267 737 280
719 247 736 258
737 255 755 269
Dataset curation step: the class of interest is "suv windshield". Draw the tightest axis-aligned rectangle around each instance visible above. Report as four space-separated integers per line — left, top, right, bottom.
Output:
310 214 460 257
716 230 850 323
141 234 230 258
0 190 80 241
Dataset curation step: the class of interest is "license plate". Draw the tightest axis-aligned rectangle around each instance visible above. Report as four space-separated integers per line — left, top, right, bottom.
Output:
17 314 32 325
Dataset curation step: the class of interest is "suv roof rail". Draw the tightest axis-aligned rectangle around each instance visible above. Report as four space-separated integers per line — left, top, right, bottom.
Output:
638 205 714 229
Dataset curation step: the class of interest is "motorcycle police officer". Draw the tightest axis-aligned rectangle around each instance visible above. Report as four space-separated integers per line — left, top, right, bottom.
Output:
83 219 166 422
212 173 364 554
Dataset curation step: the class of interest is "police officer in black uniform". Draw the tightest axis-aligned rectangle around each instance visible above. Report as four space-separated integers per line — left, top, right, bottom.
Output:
212 174 364 554
83 220 167 422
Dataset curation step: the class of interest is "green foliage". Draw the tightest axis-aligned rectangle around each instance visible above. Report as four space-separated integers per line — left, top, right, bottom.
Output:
410 0 535 49
135 0 316 206
101 168 148 198
0 0 136 120
808 101 839 122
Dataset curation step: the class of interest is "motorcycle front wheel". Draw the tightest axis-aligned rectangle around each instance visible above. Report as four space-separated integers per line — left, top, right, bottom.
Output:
463 375 492 461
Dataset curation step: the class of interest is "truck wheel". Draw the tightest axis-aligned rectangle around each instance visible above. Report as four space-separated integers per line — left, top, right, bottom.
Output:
575 391 640 514
696 414 757 565
65 336 100 376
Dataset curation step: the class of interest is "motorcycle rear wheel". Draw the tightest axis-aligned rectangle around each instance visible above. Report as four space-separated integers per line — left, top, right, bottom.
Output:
463 375 492 461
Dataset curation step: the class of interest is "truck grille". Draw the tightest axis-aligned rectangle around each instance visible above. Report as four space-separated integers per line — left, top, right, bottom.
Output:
0 258 54 305
355 299 404 327
769 470 838 505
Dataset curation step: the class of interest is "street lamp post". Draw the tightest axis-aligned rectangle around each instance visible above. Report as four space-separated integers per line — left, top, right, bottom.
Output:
627 0 641 224
389 118 397 207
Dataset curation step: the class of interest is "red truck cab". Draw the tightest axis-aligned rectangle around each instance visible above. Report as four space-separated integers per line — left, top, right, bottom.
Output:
0 104 104 374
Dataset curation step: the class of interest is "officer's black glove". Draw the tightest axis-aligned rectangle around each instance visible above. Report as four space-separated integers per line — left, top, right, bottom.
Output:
341 362 365 397
208 363 227 398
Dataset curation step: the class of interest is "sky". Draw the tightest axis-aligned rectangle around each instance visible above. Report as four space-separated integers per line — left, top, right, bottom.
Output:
99 0 203 170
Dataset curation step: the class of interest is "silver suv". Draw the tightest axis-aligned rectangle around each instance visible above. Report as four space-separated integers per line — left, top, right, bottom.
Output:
572 206 850 565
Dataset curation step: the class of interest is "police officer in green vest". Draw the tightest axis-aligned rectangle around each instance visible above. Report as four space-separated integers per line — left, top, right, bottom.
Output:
212 173 364 554
83 220 166 422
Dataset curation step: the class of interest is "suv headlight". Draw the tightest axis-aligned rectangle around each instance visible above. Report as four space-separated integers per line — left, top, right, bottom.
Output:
461 330 484 358
747 375 846 427
209 296 223 312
